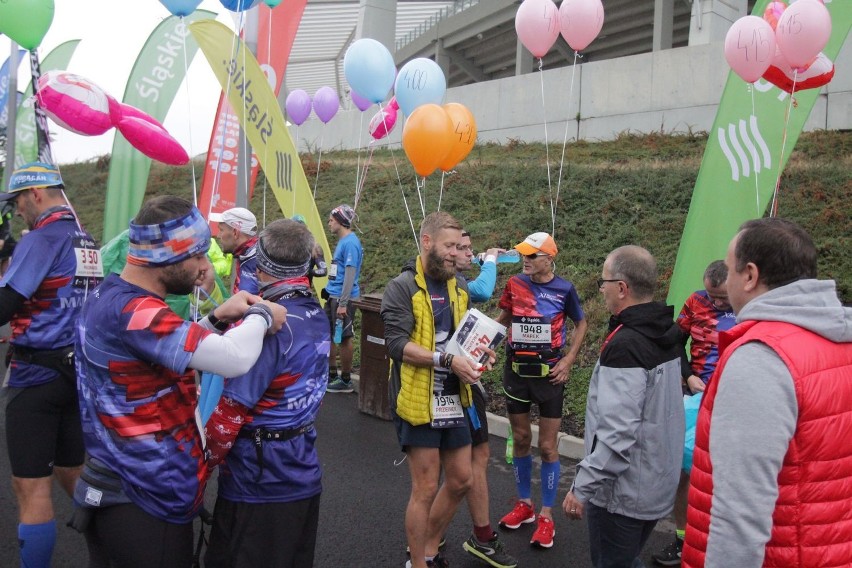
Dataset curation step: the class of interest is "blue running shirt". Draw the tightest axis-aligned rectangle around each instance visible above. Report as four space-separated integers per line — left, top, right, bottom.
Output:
2 207 101 387
325 232 363 298
499 274 585 352
76 274 212 523
216 294 330 503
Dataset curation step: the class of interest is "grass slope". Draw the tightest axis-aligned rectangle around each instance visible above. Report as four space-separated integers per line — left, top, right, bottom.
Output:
17 130 851 435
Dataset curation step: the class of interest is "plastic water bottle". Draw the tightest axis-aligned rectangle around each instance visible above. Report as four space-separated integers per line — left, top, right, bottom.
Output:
497 250 520 263
505 425 514 465
333 318 343 344
474 250 520 265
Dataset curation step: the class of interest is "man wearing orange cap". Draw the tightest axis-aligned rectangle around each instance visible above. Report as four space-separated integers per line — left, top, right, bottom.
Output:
495 232 587 550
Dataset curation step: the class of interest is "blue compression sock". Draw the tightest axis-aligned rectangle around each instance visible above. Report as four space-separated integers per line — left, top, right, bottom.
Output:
541 460 561 508
512 455 533 500
18 520 56 568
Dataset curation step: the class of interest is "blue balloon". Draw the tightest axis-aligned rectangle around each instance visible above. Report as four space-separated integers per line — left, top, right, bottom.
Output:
159 0 202 17
220 0 261 12
394 58 447 117
343 38 396 105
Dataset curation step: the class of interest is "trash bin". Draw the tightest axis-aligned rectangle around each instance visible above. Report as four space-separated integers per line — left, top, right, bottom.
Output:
352 293 391 420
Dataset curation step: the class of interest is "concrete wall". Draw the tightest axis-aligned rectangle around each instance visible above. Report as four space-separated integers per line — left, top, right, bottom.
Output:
292 39 852 152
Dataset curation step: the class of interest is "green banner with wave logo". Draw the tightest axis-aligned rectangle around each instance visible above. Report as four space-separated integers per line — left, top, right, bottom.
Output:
667 0 851 311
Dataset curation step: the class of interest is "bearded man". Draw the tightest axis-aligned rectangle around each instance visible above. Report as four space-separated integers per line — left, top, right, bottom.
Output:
381 211 495 568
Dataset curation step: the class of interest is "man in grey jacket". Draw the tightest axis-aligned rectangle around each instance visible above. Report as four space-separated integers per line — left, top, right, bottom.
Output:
563 245 685 568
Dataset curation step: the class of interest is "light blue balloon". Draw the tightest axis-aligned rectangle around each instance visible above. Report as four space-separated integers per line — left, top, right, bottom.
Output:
220 0 261 12
343 38 396 104
394 58 446 117
159 0 202 17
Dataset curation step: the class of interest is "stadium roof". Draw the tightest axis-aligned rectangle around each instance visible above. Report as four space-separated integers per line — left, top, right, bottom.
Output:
284 0 757 105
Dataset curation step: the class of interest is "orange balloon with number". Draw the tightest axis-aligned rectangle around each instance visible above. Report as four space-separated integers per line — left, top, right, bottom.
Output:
439 103 477 172
402 104 454 177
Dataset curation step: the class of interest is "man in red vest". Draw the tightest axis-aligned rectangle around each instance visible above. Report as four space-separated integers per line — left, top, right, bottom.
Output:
683 218 852 568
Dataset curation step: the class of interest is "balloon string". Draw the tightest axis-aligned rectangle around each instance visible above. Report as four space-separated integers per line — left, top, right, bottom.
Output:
354 111 364 205
355 143 376 211
553 51 581 240
208 12 245 220
263 7 273 226
239 12 250 207
313 127 325 198
385 143 419 251
438 171 445 212
415 176 426 219
770 70 798 218
538 57 554 234
179 17 199 207
750 85 760 218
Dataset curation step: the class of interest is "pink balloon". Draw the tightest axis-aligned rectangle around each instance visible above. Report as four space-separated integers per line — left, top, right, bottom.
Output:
368 104 398 140
559 0 605 52
36 72 112 136
515 0 560 58
762 1 787 31
117 117 189 166
724 16 776 83
775 0 831 70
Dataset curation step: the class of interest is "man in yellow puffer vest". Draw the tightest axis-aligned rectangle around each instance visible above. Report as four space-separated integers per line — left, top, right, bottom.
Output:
381 211 495 568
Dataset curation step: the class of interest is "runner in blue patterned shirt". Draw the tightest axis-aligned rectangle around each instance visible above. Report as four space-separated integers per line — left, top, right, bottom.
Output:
0 162 102 568
204 218 330 568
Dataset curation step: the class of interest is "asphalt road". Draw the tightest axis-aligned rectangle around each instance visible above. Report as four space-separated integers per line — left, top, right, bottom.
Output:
0 354 672 566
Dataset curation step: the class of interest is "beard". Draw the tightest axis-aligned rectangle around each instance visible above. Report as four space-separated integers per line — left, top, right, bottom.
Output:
161 263 200 296
424 247 455 281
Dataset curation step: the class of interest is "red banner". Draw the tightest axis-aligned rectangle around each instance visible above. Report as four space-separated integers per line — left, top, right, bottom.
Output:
198 1 308 224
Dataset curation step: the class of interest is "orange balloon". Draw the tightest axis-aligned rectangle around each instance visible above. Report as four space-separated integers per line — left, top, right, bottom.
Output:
440 103 477 172
402 104 454 177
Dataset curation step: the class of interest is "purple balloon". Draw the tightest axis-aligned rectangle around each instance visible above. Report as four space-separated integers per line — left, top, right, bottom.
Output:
285 89 312 126
312 87 340 124
350 90 373 112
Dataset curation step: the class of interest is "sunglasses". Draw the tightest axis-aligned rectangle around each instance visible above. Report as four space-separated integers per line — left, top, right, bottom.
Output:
597 279 623 288
523 253 549 260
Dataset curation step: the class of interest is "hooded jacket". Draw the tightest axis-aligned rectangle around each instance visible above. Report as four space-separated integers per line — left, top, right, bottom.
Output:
573 301 685 520
381 257 471 426
683 279 852 568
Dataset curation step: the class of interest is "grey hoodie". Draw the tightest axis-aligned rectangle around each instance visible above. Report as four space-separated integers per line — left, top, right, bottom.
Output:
705 279 852 568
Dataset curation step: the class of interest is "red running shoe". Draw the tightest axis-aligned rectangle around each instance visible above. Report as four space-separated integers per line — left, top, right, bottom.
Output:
530 516 555 549
499 501 536 530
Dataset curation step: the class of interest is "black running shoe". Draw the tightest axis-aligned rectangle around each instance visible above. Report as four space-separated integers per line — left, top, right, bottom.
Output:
462 532 518 568
651 536 683 566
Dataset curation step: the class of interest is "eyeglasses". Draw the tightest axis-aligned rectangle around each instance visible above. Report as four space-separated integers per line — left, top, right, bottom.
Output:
597 279 622 288
456 245 473 253
523 253 549 260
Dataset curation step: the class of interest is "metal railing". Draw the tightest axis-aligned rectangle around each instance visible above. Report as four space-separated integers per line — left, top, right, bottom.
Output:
395 0 481 51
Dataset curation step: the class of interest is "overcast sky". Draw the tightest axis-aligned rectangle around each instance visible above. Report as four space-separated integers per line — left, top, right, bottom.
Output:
1 0 237 164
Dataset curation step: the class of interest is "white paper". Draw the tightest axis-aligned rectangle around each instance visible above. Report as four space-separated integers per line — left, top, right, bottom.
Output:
446 308 507 366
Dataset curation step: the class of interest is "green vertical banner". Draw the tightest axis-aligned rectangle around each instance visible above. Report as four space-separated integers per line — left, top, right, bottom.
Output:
102 10 216 243
13 40 79 167
667 1 851 311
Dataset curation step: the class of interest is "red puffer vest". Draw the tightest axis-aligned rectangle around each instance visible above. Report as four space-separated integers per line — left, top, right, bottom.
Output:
683 320 852 568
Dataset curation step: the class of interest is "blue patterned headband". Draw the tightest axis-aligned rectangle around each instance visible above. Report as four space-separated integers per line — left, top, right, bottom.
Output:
127 207 211 267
